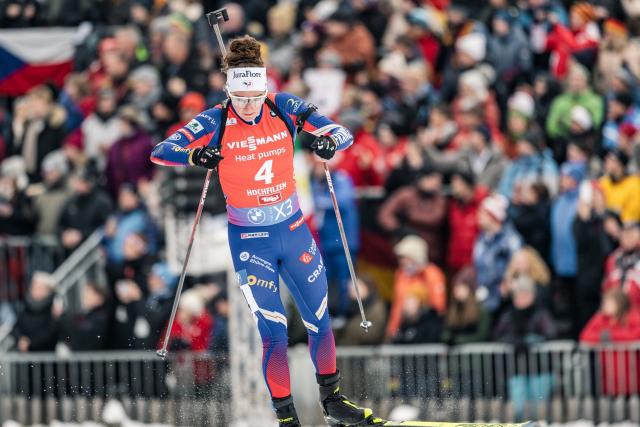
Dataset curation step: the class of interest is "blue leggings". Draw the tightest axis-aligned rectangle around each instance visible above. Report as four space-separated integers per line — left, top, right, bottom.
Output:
228 211 336 398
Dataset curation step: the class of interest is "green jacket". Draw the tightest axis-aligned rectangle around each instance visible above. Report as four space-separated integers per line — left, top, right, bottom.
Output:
546 90 604 138
441 307 491 345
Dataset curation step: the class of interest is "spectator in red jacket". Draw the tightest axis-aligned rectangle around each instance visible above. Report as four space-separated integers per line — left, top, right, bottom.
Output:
580 289 640 395
162 289 213 352
447 167 488 273
602 221 640 309
543 2 601 79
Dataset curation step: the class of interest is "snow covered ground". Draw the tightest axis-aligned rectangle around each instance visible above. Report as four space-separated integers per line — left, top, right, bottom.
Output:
3 421 640 427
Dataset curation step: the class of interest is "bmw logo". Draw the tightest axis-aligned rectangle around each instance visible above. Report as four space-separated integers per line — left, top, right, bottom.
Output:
247 208 266 225
239 252 250 261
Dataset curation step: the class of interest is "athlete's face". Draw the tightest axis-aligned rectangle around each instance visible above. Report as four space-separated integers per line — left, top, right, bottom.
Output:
229 90 266 122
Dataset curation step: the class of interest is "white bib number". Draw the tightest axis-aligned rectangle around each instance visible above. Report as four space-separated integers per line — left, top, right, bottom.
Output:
254 160 274 185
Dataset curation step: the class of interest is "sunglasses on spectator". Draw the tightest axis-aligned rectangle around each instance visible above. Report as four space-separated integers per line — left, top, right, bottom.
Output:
228 91 268 107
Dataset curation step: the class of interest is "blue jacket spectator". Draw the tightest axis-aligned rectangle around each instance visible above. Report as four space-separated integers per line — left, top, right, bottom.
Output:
103 184 157 265
499 129 559 200
474 194 523 312
551 162 587 277
601 91 640 151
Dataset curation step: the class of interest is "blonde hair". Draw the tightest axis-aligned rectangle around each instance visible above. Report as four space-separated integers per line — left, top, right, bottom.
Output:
504 246 551 286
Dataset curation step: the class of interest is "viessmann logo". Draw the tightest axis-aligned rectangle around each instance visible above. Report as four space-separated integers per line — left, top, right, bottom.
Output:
226 131 289 152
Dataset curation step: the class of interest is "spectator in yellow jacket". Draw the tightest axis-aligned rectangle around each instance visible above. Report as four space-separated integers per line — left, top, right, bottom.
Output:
599 149 640 222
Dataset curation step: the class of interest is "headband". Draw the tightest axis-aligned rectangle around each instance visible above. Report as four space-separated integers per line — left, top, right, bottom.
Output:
226 67 267 93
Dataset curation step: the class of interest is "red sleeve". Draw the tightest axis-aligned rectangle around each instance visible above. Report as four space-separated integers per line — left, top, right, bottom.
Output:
610 310 640 342
378 188 411 232
580 313 609 344
547 24 599 52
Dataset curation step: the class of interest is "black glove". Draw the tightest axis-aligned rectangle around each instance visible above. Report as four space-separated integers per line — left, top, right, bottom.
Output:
310 136 337 160
189 146 224 169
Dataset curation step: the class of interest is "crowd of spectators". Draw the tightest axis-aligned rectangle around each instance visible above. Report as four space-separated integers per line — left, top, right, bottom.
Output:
2 0 640 366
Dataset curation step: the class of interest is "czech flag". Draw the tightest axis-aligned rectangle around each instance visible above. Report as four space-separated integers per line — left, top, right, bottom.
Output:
0 28 75 97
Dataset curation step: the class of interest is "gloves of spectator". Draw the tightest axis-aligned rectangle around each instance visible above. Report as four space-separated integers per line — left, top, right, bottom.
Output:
310 136 337 160
189 146 224 169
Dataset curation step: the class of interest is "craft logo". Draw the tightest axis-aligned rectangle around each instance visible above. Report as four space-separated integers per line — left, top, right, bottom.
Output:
239 251 250 262
289 216 304 231
299 252 313 265
232 70 262 78
308 259 324 283
185 119 204 135
197 113 216 126
247 208 266 225
247 274 277 293
258 193 282 205
240 232 269 239
226 118 237 125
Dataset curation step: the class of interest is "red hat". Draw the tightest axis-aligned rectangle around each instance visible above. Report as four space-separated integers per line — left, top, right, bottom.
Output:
63 129 84 150
179 92 206 112
620 122 638 138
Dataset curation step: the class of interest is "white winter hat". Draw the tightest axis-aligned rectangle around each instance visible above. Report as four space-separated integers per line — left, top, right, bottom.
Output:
570 105 593 130
481 194 509 223
179 289 205 317
394 235 429 265
508 91 535 119
456 32 486 62
42 150 69 175
459 69 488 93
379 51 408 80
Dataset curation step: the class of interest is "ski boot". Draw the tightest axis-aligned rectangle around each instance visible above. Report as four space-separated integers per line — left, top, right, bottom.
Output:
317 371 386 426
273 395 301 427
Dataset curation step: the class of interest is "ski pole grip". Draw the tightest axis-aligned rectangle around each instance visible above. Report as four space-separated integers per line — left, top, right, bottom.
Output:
206 8 229 27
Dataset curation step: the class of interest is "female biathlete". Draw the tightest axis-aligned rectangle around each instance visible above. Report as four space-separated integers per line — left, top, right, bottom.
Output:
150 36 384 426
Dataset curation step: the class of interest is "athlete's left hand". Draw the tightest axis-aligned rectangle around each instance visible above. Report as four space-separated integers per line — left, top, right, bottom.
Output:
311 136 337 160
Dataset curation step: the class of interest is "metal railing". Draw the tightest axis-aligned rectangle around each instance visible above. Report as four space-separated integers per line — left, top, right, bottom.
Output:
0 230 106 353
1 342 640 425
0 350 230 426
51 229 106 313
328 341 640 424
0 235 65 302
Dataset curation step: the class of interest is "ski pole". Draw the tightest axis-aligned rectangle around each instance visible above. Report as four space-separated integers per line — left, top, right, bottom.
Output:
322 162 372 332
157 8 229 360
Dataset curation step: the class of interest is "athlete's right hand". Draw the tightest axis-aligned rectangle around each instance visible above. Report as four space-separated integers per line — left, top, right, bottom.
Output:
189 146 224 169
